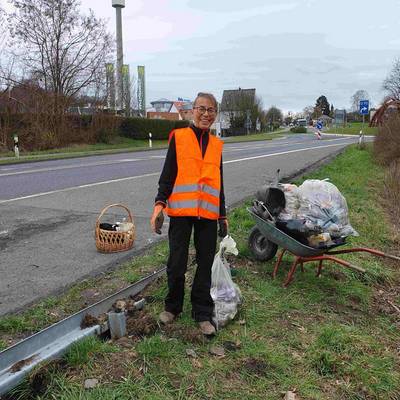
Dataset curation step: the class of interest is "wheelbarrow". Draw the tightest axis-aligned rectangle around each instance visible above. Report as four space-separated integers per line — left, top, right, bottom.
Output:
247 207 400 286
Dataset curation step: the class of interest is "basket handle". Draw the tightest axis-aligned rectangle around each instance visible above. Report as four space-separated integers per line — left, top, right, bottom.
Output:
96 203 134 227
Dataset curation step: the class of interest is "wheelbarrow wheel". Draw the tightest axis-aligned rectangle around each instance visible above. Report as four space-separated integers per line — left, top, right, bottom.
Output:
248 226 278 261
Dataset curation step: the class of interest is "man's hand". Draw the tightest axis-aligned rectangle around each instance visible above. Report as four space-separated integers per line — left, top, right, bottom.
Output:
151 204 165 234
218 219 229 238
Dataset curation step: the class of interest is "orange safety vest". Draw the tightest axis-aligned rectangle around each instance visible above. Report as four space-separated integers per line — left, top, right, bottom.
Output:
166 127 223 220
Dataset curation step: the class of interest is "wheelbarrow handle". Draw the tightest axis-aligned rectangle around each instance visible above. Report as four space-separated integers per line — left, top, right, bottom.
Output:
383 253 400 262
345 263 366 273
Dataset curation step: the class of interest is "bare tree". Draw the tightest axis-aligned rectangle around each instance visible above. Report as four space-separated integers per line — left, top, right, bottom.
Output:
351 89 370 112
8 0 114 111
383 59 400 100
302 105 314 119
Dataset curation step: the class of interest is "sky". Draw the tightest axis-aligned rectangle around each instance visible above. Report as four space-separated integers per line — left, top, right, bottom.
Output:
4 0 400 112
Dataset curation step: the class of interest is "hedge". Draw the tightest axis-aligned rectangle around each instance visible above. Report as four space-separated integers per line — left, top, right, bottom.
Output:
290 126 307 133
119 117 189 140
0 112 191 151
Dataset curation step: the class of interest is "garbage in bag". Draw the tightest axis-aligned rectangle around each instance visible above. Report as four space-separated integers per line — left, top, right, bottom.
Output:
296 179 358 238
274 179 358 247
276 218 322 245
278 184 301 221
211 235 241 329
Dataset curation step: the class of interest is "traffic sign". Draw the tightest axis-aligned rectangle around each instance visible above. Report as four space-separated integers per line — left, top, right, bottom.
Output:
359 100 369 115
316 121 323 130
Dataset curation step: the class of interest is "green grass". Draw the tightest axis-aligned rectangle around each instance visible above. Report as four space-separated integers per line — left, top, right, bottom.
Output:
326 122 378 135
5 145 400 399
64 336 117 368
223 131 284 143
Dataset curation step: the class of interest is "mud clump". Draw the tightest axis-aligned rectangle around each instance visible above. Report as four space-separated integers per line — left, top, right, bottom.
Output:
126 311 158 337
9 355 38 373
80 314 100 329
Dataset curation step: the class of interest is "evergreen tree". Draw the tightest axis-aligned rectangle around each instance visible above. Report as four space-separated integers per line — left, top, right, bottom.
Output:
314 95 330 116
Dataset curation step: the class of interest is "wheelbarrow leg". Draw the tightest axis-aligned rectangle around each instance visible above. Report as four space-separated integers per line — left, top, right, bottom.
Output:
316 260 323 277
284 256 301 287
273 249 286 279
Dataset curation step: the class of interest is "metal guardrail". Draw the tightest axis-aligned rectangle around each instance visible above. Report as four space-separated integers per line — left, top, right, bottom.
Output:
0 267 166 396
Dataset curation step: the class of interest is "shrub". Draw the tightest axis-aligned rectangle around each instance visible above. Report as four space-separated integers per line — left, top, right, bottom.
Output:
383 159 400 223
373 114 400 166
119 118 189 140
290 126 307 133
374 115 400 227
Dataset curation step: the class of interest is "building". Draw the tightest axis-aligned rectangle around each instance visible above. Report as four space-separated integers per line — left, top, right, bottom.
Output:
219 88 256 134
147 98 193 121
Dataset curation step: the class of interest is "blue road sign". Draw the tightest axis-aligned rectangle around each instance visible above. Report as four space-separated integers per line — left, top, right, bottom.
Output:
316 121 323 130
359 100 369 115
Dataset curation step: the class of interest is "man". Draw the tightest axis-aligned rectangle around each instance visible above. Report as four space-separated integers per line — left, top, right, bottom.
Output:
150 92 228 336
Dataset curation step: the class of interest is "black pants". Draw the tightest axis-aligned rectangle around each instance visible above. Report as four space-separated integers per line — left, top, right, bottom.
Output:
165 216 217 322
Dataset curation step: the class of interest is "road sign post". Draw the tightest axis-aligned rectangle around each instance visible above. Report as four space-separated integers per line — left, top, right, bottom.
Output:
359 100 369 140
315 121 322 140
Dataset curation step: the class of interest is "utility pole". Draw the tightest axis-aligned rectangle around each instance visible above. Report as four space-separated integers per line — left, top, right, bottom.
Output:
112 0 125 113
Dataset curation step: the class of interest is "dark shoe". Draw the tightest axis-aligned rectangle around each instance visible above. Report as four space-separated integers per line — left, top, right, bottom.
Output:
159 311 175 324
198 321 216 336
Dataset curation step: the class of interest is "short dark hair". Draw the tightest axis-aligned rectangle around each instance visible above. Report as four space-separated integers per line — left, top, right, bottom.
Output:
194 92 218 109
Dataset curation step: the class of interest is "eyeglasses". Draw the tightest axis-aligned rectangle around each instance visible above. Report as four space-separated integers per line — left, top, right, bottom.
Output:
193 106 217 115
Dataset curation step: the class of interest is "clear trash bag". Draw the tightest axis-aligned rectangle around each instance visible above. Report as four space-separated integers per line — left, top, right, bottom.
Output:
211 235 241 329
278 183 301 221
297 179 358 238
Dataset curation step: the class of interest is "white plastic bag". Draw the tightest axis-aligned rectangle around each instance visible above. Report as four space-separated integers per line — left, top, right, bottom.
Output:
278 183 301 221
211 235 241 329
297 179 358 237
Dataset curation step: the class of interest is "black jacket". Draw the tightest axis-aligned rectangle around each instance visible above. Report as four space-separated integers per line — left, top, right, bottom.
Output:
155 125 226 219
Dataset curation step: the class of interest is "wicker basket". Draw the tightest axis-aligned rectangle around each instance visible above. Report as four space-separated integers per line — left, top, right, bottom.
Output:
95 204 135 253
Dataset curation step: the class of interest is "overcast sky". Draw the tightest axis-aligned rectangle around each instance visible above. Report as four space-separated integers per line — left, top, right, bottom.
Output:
5 0 400 112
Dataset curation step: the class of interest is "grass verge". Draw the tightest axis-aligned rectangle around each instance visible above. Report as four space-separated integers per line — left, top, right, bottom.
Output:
325 122 378 136
2 145 400 399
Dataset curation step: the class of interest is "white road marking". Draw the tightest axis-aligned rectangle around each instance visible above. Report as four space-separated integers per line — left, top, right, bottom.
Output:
223 137 352 153
224 142 349 164
0 141 353 204
0 172 160 204
0 158 145 177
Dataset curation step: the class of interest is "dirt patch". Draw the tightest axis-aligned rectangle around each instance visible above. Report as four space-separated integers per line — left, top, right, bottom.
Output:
241 358 269 377
162 324 205 344
93 351 140 382
126 311 158 337
326 270 347 281
2 359 68 399
371 286 400 319
28 359 67 397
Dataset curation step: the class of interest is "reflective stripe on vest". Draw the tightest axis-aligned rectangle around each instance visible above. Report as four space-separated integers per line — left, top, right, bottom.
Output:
167 199 220 215
172 183 220 199
166 127 223 220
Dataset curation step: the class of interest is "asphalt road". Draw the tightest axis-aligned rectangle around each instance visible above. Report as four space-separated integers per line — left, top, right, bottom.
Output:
0 134 359 315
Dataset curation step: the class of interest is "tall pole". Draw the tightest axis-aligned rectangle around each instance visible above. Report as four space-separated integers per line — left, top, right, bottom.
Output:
112 0 125 113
